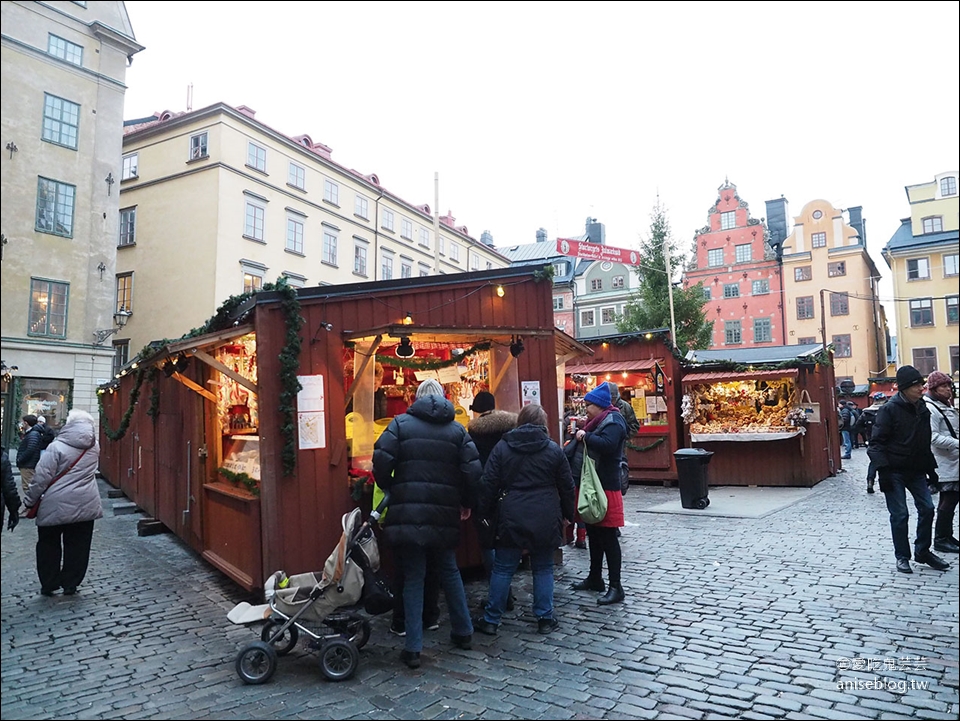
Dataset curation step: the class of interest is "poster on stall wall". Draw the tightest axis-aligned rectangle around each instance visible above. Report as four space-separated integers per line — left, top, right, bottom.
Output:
521 381 541 406
414 370 440 382
296 375 326 449
436 366 462 384
633 390 647 419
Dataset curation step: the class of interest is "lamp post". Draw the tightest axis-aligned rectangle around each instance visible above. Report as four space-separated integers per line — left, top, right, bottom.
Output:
93 307 132 345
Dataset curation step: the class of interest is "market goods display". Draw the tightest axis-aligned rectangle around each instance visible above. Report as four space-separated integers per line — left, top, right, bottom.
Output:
685 379 800 434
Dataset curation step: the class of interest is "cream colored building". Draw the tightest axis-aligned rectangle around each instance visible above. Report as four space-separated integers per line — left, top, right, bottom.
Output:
116 103 509 356
1 1 142 443
883 171 959 377
781 200 886 387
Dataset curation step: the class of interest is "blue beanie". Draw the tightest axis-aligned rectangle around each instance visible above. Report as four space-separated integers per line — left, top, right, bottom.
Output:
584 383 612 408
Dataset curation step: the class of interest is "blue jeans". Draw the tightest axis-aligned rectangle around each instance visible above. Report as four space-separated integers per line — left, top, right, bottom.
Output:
881 470 934 561
396 546 472 653
484 547 555 625
840 430 852 458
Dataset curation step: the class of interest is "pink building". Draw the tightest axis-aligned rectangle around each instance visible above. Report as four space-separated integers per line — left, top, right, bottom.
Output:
684 180 785 349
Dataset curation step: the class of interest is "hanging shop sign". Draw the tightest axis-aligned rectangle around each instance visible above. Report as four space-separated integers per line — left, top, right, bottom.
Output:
556 237 640 265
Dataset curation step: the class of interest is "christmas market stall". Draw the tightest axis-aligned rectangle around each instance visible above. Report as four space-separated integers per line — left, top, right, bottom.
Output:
564 330 684 484
98 267 591 591
680 344 839 487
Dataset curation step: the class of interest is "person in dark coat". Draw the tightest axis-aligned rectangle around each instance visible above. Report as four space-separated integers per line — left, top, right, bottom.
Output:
23 408 103 596
858 392 887 493
868 366 950 574
473 404 574 635
373 379 482 669
565 383 628 605
16 414 44 493
2 447 21 531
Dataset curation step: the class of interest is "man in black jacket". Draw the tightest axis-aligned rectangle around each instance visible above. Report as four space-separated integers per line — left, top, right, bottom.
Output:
16 415 43 493
868 366 950 574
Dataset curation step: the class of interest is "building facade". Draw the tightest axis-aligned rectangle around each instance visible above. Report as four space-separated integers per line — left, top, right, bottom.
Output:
883 171 959 377
683 180 783 349
780 200 886 388
115 103 509 356
1 0 142 444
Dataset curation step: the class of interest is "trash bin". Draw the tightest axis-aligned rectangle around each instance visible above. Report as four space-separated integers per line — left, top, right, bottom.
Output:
674 448 713 509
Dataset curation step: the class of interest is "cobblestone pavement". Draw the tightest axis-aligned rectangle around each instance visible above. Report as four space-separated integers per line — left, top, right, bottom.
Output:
2 447 958 720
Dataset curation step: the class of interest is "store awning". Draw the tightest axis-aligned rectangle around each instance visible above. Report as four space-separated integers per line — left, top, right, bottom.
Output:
682 368 799 385
566 359 659 374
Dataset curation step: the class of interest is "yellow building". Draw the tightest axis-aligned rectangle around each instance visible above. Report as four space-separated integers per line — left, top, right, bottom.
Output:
883 171 959 377
1 1 142 441
116 103 509 358
781 200 887 388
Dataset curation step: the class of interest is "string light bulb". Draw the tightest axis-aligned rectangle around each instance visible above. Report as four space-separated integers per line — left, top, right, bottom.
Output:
496 285 505 298
402 312 413 325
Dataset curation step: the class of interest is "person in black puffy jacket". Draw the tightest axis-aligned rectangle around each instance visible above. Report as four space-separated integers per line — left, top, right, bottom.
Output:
16 414 44 492
373 379 482 668
473 404 574 636
2 447 21 531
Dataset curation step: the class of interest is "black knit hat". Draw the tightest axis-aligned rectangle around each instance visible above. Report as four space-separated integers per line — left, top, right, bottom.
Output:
470 391 496 413
895 365 924 391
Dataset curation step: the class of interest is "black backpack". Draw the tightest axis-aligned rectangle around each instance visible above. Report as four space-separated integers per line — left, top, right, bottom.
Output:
37 425 56 450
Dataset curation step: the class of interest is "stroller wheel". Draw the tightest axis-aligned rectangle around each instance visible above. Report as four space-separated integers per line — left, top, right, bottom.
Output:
323 613 370 649
235 641 277 685
318 637 359 681
261 617 299 656
349 618 371 650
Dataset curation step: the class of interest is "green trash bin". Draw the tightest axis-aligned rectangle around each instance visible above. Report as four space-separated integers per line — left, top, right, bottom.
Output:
674 448 713 509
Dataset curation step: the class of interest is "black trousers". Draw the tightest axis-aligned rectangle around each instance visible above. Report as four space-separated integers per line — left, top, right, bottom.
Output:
935 490 959 544
37 520 95 592
586 525 622 586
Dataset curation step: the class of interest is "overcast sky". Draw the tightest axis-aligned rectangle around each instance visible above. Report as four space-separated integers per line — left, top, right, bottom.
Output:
122 1 959 318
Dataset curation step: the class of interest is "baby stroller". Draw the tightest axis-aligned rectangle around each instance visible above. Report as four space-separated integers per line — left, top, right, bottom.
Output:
235 496 393 684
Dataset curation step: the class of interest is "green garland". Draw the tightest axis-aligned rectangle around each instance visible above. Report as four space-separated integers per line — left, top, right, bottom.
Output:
146 367 161 420
372 341 491 370
626 437 665 453
269 278 304 477
218 467 261 497
99 366 147 441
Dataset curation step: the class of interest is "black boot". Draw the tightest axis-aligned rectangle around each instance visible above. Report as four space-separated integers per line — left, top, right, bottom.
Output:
571 577 605 592
866 479 875 494
597 583 624 606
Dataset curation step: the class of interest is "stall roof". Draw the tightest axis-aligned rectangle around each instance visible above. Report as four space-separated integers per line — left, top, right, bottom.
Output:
566 359 658 374
684 344 822 364
683 368 799 384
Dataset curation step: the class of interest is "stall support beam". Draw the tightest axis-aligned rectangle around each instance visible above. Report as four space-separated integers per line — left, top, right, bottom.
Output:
172 372 218 403
190 349 258 395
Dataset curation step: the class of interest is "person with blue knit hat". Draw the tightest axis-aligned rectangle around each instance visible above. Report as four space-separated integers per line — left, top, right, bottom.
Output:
563 382 628 604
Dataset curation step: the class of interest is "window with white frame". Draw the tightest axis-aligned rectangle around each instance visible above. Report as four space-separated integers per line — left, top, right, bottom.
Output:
401 257 413 278
381 208 394 232
912 347 938 375
322 231 338 266
944 253 959 277
601 307 617 325
909 297 934 326
418 263 430 277
354 241 368 276
470 254 480 271
720 211 735 230
946 295 959 325
36 177 75 237
190 132 208 160
244 202 265 241
247 142 266 172
702 286 711 300
590 278 603 291
438 235 445 255
381 253 394 280
29 278 68 337
580 310 595 327
323 179 339 206
113 340 130 375
355 194 369 219
288 162 305 190
286 217 304 254
707 248 724 267
811 232 826 248
752 279 769 295
553 296 564 310
118 207 136 246
419 228 430 247
907 257 930 280
121 153 138 180
754 318 772 342
401 218 413 240
282 272 306 289
554 261 569 276
42 93 80 149
735 244 751 263
449 242 460 262
832 334 851 358
795 265 812 282
940 176 957 197
922 216 943 234
243 272 263 294
797 296 815 320
830 292 849 316
47 34 83 66
116 272 133 313
723 283 739 298
724 320 742 344
612 275 625 289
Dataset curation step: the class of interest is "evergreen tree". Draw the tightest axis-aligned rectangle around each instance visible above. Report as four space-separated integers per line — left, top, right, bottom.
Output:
618 203 713 351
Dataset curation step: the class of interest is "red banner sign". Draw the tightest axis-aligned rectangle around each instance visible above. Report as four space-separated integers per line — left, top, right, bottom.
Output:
556 237 640 265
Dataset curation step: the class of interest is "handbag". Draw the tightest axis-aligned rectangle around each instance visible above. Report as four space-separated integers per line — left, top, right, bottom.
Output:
476 456 529 548
799 389 821 424
577 451 608 524
24 449 87 519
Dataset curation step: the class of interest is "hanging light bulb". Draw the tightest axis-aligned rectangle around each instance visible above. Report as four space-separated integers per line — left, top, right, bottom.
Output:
402 312 413 325
496 285 505 298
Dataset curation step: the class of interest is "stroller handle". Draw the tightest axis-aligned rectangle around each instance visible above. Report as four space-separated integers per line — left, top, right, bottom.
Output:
370 491 391 522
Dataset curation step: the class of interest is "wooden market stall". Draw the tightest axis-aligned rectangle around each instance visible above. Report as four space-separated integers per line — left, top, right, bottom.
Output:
564 330 684 484
98 266 591 591
680 345 839 487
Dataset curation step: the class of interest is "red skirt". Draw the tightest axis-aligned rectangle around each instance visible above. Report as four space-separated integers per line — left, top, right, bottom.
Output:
575 489 624 528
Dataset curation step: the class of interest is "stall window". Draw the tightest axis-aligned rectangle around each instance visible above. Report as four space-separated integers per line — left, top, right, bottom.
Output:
723 283 739 298
912 347 937 375
830 292 849 316
795 266 812 282
797 296 815 319
909 298 934 327
753 318 772 342
580 310 595 327
724 320 742 345
832 334 852 358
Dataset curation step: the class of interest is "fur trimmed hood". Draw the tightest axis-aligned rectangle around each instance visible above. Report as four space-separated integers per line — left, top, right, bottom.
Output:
468 409 518 437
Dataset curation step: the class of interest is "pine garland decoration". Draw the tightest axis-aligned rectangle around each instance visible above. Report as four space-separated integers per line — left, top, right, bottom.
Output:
99 366 147 441
372 341 491 370
626 437 666 453
270 278 304 477
218 467 261 496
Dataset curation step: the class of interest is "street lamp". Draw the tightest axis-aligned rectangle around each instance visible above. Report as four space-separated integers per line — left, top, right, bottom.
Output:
93 307 132 345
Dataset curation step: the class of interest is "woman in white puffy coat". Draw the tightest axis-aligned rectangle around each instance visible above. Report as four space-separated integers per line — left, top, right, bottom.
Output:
23 408 103 596
924 371 959 553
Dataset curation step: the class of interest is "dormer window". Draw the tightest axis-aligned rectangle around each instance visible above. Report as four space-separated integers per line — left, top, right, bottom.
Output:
940 176 957 197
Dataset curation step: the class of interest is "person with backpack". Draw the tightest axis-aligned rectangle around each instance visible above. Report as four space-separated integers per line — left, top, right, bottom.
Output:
36 417 57 452
858 393 887 493
16 415 44 493
839 402 854 459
